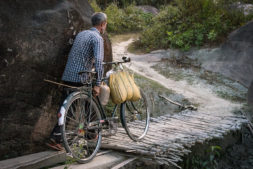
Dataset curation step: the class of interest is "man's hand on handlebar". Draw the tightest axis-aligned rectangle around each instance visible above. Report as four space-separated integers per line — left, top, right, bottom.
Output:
102 57 131 65
93 86 101 96
122 56 131 62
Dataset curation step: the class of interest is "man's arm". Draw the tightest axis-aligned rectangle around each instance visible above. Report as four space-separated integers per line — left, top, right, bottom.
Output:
93 36 104 87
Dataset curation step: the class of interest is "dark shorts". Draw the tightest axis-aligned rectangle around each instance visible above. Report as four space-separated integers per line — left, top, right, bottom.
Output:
63 81 83 87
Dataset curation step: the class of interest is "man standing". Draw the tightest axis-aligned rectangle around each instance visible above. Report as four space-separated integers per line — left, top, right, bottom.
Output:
47 12 107 150
62 12 107 96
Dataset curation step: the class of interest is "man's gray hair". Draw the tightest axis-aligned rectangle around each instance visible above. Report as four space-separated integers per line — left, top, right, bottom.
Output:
91 12 107 26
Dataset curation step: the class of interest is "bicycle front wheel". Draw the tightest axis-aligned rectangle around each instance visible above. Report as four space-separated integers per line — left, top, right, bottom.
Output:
120 90 150 141
61 92 102 163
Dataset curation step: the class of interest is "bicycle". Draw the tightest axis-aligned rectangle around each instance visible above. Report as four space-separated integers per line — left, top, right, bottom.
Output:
57 57 150 163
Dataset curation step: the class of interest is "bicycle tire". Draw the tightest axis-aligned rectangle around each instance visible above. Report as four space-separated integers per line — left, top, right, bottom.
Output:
61 92 102 163
120 89 150 141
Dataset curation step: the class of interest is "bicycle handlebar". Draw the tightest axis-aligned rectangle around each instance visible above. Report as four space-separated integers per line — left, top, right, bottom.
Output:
103 57 131 65
78 70 97 75
79 57 131 76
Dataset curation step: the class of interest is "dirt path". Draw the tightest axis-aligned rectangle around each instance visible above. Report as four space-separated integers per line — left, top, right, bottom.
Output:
111 35 242 114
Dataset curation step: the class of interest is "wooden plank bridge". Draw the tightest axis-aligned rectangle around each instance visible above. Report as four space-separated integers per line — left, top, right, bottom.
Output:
101 110 248 168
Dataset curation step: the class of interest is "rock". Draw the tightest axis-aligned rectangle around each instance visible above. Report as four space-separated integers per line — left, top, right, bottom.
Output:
0 0 112 159
137 5 159 15
189 20 253 88
217 20 253 87
248 81 253 112
232 2 253 16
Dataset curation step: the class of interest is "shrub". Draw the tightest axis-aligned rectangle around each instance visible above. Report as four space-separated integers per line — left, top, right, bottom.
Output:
89 0 101 12
124 4 153 30
94 0 171 8
105 3 127 33
139 5 180 50
139 0 253 51
89 1 154 34
104 3 153 33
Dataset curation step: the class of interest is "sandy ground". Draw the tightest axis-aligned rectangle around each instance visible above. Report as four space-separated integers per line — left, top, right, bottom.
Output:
111 35 242 114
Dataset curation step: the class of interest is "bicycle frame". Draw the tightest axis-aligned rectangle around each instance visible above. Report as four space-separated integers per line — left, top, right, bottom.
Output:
59 57 149 163
59 57 130 128
95 95 118 118
58 81 119 129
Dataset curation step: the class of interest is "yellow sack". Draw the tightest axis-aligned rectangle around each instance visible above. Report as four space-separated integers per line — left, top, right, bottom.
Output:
124 71 141 101
109 71 141 104
109 72 127 104
119 71 133 100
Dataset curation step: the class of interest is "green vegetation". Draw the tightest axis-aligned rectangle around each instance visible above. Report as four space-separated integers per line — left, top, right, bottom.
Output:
134 73 173 93
182 145 222 169
138 0 253 51
64 156 77 164
89 1 153 33
132 72 193 117
89 0 102 12
106 3 153 33
151 58 247 102
104 99 118 116
90 0 252 50
93 0 170 8
216 90 246 102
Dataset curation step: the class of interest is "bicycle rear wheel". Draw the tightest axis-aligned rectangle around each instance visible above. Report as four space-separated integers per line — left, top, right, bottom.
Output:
61 92 102 163
120 89 150 141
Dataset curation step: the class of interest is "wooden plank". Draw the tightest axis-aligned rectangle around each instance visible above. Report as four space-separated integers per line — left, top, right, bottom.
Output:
111 157 137 169
101 111 247 167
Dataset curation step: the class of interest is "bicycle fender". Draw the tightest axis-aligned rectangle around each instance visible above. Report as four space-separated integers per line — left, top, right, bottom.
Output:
58 91 81 126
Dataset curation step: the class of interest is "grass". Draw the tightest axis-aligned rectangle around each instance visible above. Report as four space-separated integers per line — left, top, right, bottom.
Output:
216 91 246 103
132 72 193 117
152 62 195 82
104 99 119 117
127 40 148 54
151 58 247 103
133 72 174 94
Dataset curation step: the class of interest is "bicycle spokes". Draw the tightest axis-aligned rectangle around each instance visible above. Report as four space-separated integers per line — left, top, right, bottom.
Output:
120 89 150 141
62 93 102 163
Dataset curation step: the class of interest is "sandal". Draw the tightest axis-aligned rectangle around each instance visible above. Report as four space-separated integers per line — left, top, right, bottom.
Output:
46 139 64 151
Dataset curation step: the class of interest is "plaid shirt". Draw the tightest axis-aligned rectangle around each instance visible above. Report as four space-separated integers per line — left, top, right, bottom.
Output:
62 27 104 86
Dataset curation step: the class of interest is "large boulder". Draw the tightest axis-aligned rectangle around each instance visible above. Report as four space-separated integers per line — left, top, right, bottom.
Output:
189 20 253 88
248 81 253 113
187 20 253 112
218 20 253 87
0 0 112 159
137 5 159 15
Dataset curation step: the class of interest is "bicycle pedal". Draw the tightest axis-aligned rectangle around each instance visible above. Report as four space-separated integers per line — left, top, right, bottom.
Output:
101 117 118 136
